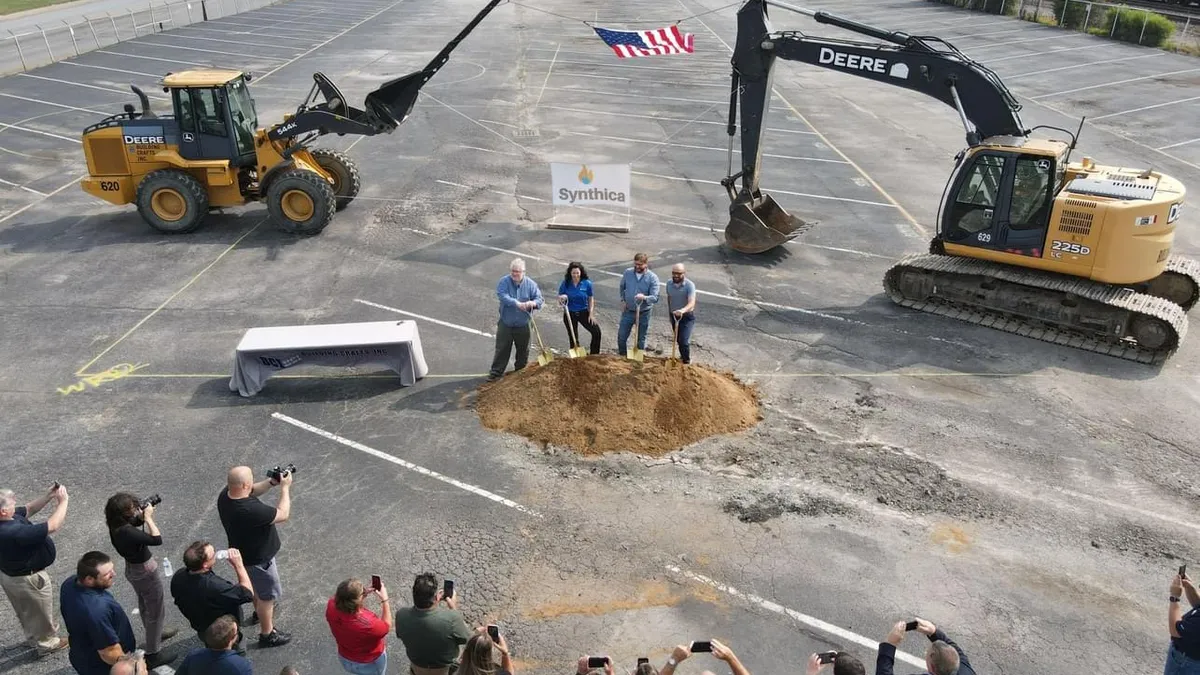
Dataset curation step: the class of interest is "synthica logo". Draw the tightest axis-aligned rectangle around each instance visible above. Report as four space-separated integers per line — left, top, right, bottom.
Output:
578 165 594 184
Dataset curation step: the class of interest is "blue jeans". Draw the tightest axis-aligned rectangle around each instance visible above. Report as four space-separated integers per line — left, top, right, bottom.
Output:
341 651 387 675
1166 644 1200 675
617 308 651 355
669 312 695 363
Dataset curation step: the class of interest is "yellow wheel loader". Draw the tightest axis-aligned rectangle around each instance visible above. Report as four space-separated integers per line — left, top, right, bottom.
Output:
79 0 503 236
723 0 1199 364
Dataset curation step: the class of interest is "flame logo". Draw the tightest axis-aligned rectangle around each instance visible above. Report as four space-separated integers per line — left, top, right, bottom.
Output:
578 165 594 184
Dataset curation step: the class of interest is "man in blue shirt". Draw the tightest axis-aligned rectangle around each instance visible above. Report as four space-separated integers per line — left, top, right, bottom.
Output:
176 614 253 675
617 252 660 357
0 484 70 655
488 258 544 381
60 551 137 675
665 263 697 364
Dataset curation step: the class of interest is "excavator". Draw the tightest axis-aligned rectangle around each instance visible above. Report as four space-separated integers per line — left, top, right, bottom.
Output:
79 0 503 235
722 0 1199 364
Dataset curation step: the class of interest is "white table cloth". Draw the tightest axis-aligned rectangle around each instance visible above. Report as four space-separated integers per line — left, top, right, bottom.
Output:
229 320 429 397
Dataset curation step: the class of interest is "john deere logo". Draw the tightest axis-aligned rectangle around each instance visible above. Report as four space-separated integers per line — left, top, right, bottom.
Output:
578 165 594 184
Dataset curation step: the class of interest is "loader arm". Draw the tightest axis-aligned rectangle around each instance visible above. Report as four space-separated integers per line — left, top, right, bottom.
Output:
721 0 1028 253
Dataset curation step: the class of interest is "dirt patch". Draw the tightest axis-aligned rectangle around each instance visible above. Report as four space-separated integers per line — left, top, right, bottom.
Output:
476 355 761 456
722 491 854 523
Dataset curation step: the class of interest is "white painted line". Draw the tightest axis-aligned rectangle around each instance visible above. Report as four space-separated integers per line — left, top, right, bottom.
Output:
257 0 405 80
1031 67 1200 99
631 170 896 208
0 175 79 226
271 412 542 517
1158 137 1200 151
540 86 722 106
18 73 170 101
435 179 546 203
524 57 726 75
985 44 1093 62
545 71 728 89
0 177 47 196
0 92 107 115
0 121 81 143
207 19 329 34
664 565 927 669
536 105 816 134
959 32 1082 49
478 118 517 128
147 31 301 50
134 39 289 59
96 49 214 67
555 129 847 163
1089 95 1200 121
534 43 559 110
451 143 519 155
1005 53 1160 78
353 298 495 337
61 61 160 78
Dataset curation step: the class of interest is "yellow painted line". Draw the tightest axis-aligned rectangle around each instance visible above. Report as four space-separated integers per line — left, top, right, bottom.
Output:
73 221 264 376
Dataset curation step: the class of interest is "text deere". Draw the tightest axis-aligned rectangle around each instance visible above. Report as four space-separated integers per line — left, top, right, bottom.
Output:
124 135 165 145
818 47 887 74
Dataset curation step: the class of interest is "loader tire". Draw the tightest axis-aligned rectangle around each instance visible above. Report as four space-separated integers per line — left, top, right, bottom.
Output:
266 168 336 235
310 148 360 211
136 169 209 234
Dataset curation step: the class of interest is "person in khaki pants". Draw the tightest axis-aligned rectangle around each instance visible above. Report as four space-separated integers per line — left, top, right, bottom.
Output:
0 484 70 655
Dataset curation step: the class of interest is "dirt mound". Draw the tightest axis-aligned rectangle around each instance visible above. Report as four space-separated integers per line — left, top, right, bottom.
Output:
476 355 761 456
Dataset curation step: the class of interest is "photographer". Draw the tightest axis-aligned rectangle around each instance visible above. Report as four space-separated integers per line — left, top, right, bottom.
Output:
1167 568 1200 674
876 618 975 675
658 639 750 675
394 573 471 673
217 465 292 648
0 484 69 656
104 493 179 666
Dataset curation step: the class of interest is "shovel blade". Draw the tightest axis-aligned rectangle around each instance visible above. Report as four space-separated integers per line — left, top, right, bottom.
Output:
569 347 588 358
537 352 552 366
627 348 644 362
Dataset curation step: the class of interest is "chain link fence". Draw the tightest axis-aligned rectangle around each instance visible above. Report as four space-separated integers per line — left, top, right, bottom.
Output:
929 0 1200 54
0 0 287 76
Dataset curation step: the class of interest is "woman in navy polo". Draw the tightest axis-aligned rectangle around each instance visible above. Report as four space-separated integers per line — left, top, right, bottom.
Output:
557 262 602 355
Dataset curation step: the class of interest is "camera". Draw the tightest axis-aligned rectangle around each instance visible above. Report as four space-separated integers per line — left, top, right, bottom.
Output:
139 494 161 509
266 464 296 482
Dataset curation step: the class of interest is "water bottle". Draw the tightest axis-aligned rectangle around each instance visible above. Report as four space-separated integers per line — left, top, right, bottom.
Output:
161 556 173 578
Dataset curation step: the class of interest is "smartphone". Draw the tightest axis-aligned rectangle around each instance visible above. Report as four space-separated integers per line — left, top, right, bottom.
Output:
587 657 609 668
1181 564 1188 577
371 575 382 591
487 625 499 641
444 579 454 598
818 652 838 665
690 641 712 653
215 549 230 560
637 658 649 667
905 620 918 631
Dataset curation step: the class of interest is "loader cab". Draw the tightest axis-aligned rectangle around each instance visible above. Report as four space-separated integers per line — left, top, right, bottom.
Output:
165 70 259 168
939 139 1068 258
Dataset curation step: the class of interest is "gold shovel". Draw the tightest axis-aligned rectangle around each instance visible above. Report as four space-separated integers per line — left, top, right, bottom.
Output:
627 304 644 362
529 312 553 366
563 305 588 358
669 313 681 365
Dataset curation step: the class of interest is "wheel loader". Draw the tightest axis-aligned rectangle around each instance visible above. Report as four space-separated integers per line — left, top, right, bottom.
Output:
79 0 503 236
722 0 1199 363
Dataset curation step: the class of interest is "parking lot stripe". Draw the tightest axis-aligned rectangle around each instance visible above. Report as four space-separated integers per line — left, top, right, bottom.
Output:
147 32 302 50
353 299 494 337
96 50 214 67
1006 53 1161 78
61 62 161 78
257 0 405 79
0 177 78 226
0 177 47 196
1089 95 1200 121
985 44 1093 62
18 73 171 101
535 106 816 134
550 71 730 90
133 39 291 59
665 565 927 669
1158 137 1200 151
270 412 543 517
632 170 896 207
1031 67 1200 99
550 129 848 163
539 86 726 106
0 122 80 143
208 19 329 34
0 92 107 115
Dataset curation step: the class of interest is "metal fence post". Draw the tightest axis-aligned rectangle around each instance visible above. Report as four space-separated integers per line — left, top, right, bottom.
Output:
38 25 54 61
1084 2 1092 30
1184 16 1191 40
1138 11 1148 44
8 30 28 71
63 20 79 55
1110 5 1120 37
86 16 100 47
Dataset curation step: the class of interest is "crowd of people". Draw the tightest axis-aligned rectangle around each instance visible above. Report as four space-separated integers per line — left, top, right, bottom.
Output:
488 253 698 381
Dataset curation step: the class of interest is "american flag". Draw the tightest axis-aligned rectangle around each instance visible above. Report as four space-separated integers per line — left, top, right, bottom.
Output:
592 24 695 58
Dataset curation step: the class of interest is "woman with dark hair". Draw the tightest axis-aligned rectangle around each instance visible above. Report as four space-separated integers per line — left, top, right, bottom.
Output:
458 629 514 675
104 492 177 667
325 577 392 675
558 261 602 355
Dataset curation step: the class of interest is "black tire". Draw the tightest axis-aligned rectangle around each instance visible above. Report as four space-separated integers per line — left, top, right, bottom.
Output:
310 148 360 211
266 168 336 235
135 169 209 234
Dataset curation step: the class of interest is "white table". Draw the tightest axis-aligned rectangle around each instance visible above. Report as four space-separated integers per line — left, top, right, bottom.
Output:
229 320 429 397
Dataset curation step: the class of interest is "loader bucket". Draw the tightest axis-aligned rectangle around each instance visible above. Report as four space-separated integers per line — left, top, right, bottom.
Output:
363 71 425 131
724 194 811 254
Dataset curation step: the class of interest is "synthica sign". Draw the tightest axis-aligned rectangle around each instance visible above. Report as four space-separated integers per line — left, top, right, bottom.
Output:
550 163 631 206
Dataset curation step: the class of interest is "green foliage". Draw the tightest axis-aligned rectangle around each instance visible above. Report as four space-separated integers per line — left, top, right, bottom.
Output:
1052 0 1090 29
1101 6 1176 47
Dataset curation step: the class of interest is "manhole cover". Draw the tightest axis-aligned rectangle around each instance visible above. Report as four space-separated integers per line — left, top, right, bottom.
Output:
513 128 539 138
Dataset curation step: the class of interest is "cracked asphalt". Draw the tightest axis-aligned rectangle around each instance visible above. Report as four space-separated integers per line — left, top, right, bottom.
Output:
1 0 1199 674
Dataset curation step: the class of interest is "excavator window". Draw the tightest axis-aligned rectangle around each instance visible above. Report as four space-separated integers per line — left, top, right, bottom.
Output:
949 154 1005 234
1009 156 1053 231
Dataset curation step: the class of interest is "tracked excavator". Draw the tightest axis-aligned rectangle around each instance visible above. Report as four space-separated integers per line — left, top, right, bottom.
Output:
79 0 503 235
721 0 1199 364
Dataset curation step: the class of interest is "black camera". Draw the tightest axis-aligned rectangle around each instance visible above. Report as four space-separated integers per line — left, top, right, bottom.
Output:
138 494 161 509
266 464 296 482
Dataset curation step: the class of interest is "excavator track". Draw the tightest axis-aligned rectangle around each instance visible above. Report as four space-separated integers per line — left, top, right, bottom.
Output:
1149 256 1200 312
883 253 1189 364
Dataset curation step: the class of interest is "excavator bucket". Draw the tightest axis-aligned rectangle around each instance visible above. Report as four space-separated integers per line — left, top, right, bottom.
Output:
724 194 811 254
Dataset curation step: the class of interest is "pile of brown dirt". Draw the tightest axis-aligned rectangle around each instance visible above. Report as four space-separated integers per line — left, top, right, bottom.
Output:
476 355 761 456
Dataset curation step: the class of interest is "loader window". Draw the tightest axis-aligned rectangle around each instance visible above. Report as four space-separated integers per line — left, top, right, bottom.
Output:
174 90 195 132
950 154 1005 234
225 79 258 157
1009 156 1053 230
191 88 227 137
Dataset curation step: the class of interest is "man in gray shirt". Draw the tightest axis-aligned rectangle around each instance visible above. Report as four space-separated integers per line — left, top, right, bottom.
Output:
665 263 697 364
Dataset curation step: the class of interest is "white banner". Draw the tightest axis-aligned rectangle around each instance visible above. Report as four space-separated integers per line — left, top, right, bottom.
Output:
550 163 631 206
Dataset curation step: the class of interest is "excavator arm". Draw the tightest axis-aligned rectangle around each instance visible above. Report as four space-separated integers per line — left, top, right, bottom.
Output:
722 0 1029 253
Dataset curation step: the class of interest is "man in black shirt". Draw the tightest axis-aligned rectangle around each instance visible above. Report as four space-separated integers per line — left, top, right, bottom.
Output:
217 465 292 648
105 493 179 666
0 484 70 655
169 541 254 655
875 618 975 675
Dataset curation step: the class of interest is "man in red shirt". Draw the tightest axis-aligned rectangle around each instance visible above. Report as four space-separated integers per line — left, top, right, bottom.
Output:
326 577 392 675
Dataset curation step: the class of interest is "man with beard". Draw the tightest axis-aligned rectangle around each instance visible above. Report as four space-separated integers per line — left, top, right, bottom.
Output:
59 551 136 675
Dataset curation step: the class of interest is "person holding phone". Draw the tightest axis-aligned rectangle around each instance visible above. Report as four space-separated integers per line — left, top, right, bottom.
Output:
1166 566 1200 674
804 651 865 675
394 573 471 674
657 639 750 675
326 577 392 675
458 628 513 675
877 618 975 675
